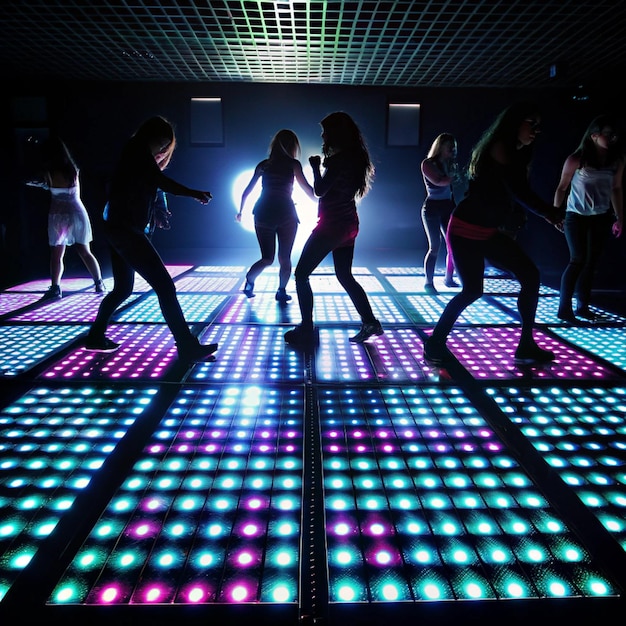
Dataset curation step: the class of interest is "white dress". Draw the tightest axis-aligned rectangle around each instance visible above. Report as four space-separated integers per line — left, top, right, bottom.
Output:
48 178 93 246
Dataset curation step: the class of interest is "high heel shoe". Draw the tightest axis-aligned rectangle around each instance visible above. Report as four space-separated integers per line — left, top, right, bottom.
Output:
242 280 255 298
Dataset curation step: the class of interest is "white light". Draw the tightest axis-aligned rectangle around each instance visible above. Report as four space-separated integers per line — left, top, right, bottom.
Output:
231 168 318 256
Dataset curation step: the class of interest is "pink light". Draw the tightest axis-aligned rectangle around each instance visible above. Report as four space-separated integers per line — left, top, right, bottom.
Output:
100 585 121 604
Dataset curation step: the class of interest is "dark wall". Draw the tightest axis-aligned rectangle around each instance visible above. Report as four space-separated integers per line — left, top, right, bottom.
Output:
2 80 622 291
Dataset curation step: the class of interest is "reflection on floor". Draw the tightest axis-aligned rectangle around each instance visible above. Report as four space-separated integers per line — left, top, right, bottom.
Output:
1 258 626 625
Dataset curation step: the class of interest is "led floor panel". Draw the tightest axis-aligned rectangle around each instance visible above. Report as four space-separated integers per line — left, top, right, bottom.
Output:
320 385 616 603
0 385 159 601
0 260 625 625
48 385 304 606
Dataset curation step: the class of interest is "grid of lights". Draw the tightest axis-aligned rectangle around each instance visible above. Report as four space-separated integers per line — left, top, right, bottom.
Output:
493 296 625 326
214 294 301 325
435 328 616 381
302 295 409 324
0 293 42 316
10 294 109 324
481 278 558 296
48 385 303 606
39 324 179 380
0 325 89 377
114 294 226 324
188 326 305 383
0 385 158 601
131 266 193 292
486 385 626 552
320 385 616 602
316 328 435 383
550 327 626 372
405 295 515 325
174 275 241 293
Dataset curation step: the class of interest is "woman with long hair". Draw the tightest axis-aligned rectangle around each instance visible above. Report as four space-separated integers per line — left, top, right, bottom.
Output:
237 129 315 302
420 132 461 292
85 116 217 362
29 136 105 300
284 111 383 346
554 114 624 322
423 102 563 366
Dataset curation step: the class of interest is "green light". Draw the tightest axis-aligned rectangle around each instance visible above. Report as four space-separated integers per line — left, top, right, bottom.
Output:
119 552 137 568
465 582 483 598
414 549 432 563
589 580 610 596
11 551 34 569
53 582 83 603
506 581 527 598
334 550 353 566
381 583 399 600
548 580 567 596
423 583 442 599
337 583 358 601
271 585 292 602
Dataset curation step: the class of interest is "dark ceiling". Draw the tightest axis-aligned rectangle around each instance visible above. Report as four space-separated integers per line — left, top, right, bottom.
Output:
1 0 625 90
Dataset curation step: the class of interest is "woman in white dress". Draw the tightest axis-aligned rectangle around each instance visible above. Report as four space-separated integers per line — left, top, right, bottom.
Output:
29 136 106 300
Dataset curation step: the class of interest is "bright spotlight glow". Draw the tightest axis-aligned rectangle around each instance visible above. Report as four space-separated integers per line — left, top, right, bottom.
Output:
232 168 319 255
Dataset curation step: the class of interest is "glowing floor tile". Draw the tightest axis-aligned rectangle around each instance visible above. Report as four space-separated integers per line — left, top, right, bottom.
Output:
312 294 409 324
188 325 305 383
115 294 226 323
384 276 462 294
174 275 241 292
5 277 97 293
377 267 422 275
310 275 386 293
130 265 193 292
0 385 158 601
486 385 626 553
493 296 624 326
39 324 178 380
550 326 626 373
192 265 247 274
10 293 114 323
48 385 303 606
214 294 300 324
0 325 89 377
430 327 618 381
0 293 41 316
320 385 617 602
316 329 378 382
316 328 438 383
405 295 516 325
483 278 558 296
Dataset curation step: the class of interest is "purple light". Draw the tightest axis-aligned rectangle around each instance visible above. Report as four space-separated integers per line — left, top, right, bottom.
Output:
129 520 160 539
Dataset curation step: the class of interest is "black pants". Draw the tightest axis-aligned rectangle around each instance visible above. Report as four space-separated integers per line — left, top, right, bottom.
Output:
294 221 376 325
430 231 540 346
89 226 195 346
247 218 298 289
560 211 612 312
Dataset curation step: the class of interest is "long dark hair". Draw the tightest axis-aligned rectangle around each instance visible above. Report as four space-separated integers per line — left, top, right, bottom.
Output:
40 135 78 183
320 111 374 198
468 101 540 179
575 114 624 169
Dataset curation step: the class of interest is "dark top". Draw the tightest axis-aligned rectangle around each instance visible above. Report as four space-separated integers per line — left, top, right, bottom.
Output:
104 136 192 233
453 150 553 229
315 150 364 225
253 156 299 226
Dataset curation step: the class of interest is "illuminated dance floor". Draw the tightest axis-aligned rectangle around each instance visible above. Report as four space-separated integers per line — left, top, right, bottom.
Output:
1 259 626 625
